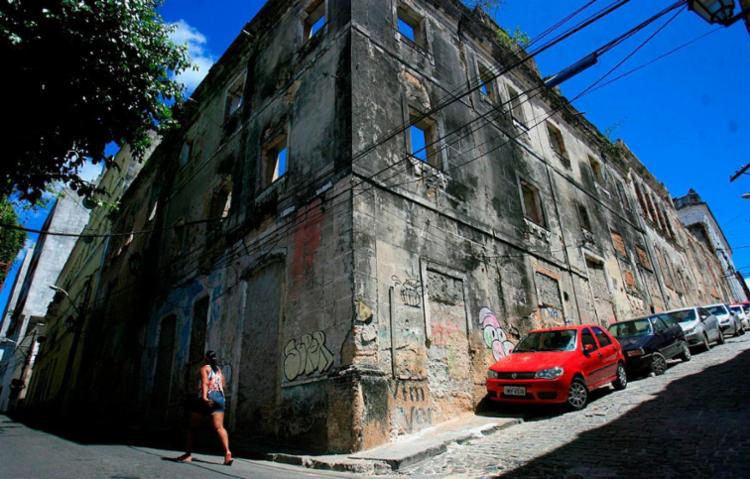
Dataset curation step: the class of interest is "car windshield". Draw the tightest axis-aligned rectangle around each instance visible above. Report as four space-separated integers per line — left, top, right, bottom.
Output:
653 309 696 324
513 330 577 352
730 306 742 315
706 305 728 316
609 319 652 338
744 305 750 314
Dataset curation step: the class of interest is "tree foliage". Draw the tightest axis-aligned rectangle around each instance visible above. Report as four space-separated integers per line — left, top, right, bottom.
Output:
0 0 190 203
0 199 25 286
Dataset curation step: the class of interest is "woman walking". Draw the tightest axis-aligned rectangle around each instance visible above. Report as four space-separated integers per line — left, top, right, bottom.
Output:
176 351 232 466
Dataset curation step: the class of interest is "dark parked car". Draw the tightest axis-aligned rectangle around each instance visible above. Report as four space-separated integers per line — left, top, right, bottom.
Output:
608 315 690 376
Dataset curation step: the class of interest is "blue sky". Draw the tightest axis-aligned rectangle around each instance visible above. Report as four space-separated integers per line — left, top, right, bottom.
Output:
2 0 749 321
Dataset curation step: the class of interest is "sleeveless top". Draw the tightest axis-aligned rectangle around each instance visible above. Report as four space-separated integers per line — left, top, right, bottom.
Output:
198 367 224 396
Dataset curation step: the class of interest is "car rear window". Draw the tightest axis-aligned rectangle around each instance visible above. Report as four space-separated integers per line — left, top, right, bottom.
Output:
609 319 652 338
706 305 728 316
653 309 696 324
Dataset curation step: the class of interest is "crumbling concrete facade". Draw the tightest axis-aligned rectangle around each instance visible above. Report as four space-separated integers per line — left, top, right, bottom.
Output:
25 0 738 453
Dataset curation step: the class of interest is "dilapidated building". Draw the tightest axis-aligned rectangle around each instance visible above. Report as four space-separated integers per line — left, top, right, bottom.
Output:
26 0 739 453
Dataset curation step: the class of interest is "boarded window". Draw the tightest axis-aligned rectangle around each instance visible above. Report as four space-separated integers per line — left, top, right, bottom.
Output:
616 181 631 211
611 230 627 258
578 203 592 232
623 268 637 292
520 179 545 227
304 0 326 39
589 156 603 183
547 122 567 159
633 182 650 219
536 272 564 326
636 246 652 271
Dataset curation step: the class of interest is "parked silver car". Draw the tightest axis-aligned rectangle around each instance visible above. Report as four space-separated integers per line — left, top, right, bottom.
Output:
654 306 723 352
704 303 744 337
729 304 750 330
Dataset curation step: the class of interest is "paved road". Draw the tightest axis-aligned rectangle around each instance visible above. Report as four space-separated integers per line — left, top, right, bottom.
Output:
400 334 750 478
0 415 356 479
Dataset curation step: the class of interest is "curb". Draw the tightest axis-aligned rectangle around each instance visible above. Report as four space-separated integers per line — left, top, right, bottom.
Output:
264 417 524 474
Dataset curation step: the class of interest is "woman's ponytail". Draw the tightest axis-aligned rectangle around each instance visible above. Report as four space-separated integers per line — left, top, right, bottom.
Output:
206 350 220 373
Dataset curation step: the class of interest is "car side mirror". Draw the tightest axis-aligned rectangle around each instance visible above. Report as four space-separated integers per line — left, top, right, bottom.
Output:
583 343 595 355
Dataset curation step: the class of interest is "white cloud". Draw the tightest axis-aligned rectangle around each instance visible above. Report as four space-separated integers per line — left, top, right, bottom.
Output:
169 20 215 93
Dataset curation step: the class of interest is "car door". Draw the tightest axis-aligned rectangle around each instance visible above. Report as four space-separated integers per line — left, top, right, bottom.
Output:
592 326 619 381
651 317 670 356
660 316 683 358
580 327 605 387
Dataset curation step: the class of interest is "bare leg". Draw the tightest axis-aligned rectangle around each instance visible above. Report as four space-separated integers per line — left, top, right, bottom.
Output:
211 412 231 464
177 412 202 462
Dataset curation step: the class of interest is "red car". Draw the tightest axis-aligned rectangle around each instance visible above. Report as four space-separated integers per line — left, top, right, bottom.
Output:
486 324 627 410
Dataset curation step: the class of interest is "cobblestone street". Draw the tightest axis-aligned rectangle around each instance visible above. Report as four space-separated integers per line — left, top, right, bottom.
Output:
400 335 750 478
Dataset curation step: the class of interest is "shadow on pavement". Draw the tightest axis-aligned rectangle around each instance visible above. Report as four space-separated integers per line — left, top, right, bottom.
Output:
493 348 750 478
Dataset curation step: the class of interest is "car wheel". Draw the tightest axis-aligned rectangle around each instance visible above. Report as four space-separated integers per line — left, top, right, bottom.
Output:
703 334 711 352
717 330 726 345
651 353 667 376
567 378 589 410
679 342 692 362
612 362 628 390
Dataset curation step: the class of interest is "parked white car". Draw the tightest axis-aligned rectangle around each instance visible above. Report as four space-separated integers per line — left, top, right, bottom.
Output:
729 304 750 330
655 306 723 352
704 303 744 337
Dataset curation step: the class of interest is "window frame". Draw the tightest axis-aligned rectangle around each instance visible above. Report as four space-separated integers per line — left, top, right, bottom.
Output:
303 0 327 41
224 73 246 123
518 177 546 228
407 108 442 170
592 326 612 346
179 140 193 168
506 83 528 130
261 132 289 188
477 61 498 104
577 202 592 233
546 122 568 160
589 155 604 183
396 3 426 50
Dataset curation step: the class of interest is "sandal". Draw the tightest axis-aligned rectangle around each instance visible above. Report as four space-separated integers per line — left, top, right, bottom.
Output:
175 454 192 463
224 453 233 466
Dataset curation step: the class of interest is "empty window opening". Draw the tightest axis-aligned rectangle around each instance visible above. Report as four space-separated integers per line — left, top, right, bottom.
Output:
225 75 245 120
478 63 497 103
210 180 233 222
547 122 567 159
179 141 192 167
578 203 592 232
408 111 440 168
506 85 527 127
397 5 424 47
520 179 545 227
304 0 326 40
262 134 288 187
589 155 603 183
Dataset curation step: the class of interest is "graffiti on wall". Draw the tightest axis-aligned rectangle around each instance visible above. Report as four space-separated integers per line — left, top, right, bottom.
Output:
479 307 515 361
392 381 433 434
391 274 422 308
283 331 334 381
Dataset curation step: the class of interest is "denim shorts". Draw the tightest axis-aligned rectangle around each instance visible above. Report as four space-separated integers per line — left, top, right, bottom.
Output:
207 390 225 414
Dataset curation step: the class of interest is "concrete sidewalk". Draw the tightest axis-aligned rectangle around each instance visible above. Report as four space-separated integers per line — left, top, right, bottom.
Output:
265 413 522 475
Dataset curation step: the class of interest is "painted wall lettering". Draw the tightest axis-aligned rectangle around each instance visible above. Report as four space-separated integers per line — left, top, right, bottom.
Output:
283 331 334 381
479 307 515 361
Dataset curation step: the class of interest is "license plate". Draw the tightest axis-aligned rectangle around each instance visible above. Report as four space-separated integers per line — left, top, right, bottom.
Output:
503 386 526 396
